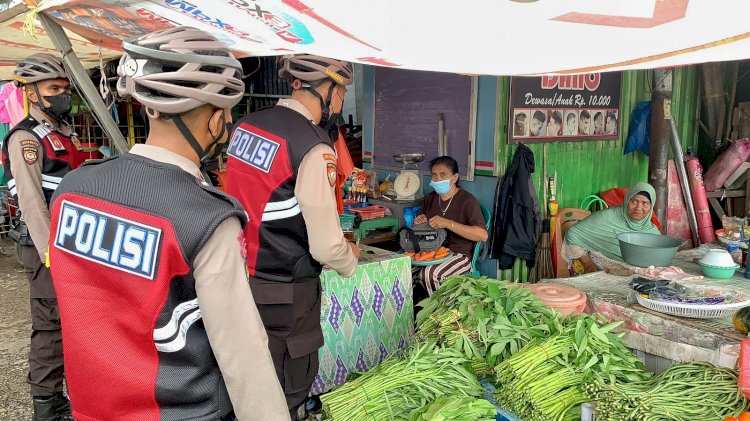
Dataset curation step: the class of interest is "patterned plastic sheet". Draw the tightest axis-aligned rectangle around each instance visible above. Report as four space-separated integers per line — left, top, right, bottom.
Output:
313 246 414 395
546 255 750 367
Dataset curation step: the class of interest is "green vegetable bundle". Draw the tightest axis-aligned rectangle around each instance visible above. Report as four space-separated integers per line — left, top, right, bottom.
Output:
416 276 563 370
321 342 483 421
408 396 496 421
585 362 750 421
493 314 649 421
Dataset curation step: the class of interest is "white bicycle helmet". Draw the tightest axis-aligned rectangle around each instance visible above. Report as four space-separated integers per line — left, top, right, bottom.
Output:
117 26 244 115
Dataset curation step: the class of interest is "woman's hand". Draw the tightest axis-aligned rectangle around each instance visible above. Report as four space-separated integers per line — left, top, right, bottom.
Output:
579 254 600 273
428 215 453 230
414 214 428 225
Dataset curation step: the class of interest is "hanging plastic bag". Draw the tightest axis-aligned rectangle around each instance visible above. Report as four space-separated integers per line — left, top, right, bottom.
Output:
739 339 750 399
624 101 651 155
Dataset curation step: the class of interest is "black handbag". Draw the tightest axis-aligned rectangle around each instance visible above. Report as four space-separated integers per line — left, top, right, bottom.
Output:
398 223 446 253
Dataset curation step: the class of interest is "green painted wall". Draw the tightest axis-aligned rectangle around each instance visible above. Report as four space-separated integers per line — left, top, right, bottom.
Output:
496 67 701 282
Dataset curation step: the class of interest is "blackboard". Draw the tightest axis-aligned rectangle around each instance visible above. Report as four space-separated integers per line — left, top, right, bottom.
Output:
373 68 474 173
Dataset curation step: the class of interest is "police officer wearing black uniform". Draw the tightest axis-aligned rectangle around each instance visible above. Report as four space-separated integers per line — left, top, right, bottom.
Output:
225 55 360 419
2 53 88 421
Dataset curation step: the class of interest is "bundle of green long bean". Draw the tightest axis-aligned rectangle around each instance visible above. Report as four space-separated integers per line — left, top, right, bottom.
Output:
320 342 483 421
408 395 496 421
496 359 586 421
585 362 750 421
416 276 563 369
493 314 649 421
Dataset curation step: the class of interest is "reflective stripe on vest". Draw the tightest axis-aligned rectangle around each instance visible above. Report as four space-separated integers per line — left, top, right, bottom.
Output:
153 298 202 353
262 197 301 221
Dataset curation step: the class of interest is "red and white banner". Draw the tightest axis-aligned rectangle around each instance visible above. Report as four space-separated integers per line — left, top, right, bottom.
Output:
6 0 750 77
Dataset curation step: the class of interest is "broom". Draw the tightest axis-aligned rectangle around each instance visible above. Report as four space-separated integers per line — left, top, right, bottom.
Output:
529 146 555 283
529 219 554 283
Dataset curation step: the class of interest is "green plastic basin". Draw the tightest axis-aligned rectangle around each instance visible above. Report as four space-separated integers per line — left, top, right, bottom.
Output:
617 232 681 268
699 262 739 279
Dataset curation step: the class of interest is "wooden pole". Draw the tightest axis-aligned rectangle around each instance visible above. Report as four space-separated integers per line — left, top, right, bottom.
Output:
648 69 673 229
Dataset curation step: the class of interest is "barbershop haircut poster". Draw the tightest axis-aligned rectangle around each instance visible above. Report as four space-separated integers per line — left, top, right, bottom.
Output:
508 73 622 144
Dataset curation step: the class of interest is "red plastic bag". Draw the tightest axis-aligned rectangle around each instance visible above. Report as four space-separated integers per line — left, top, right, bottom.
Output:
739 339 750 399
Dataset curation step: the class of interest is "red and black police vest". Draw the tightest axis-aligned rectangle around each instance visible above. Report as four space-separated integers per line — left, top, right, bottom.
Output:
2 116 87 205
226 106 332 282
49 153 245 421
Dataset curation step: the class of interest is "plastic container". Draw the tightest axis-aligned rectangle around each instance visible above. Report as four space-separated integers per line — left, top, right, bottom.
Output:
699 262 740 279
343 202 370 214
528 283 587 316
339 214 356 231
617 232 682 267
728 244 743 265
700 249 738 268
350 205 387 220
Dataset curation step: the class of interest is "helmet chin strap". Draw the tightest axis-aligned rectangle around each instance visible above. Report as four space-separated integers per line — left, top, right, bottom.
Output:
171 114 219 163
303 82 336 123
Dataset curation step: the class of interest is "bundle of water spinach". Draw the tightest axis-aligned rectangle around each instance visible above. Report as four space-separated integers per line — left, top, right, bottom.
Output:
416 276 563 370
408 395 496 421
321 342 483 421
493 314 649 421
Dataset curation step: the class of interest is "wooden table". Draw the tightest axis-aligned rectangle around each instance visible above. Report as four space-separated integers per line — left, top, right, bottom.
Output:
545 253 750 370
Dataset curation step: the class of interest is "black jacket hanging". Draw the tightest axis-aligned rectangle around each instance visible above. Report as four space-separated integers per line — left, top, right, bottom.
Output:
489 144 540 269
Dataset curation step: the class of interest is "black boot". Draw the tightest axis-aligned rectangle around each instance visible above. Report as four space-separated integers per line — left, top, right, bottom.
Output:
32 394 72 421
32 396 56 421
53 393 72 419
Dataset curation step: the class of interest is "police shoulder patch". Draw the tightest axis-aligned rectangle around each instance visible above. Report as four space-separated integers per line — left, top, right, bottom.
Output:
54 200 162 280
326 162 337 187
20 139 39 165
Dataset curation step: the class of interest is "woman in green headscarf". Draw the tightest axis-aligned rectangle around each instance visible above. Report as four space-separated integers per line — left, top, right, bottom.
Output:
563 182 660 274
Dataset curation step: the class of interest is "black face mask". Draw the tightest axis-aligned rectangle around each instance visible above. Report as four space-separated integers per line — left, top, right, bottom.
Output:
206 121 234 162
305 82 345 141
320 112 345 141
201 116 232 167
41 93 72 119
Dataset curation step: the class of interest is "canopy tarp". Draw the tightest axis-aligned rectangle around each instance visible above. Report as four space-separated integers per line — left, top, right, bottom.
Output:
0 3 121 80
9 0 750 76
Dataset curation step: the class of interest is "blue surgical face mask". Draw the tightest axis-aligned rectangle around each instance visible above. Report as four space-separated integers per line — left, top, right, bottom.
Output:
430 179 451 195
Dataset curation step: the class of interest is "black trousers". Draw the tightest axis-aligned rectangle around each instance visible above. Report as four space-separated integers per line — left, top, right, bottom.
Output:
250 277 324 420
21 245 65 397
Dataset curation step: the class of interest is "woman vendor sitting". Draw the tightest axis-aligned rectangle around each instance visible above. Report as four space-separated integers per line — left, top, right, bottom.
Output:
563 182 660 274
413 156 488 295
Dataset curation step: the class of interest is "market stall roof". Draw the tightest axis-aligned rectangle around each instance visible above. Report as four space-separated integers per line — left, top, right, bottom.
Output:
19 0 750 76
0 3 121 80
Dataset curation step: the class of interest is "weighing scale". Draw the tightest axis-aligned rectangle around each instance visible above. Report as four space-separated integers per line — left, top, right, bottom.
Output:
392 153 425 201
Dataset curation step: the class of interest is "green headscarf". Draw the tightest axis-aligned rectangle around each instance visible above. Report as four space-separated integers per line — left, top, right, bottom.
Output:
564 182 660 261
